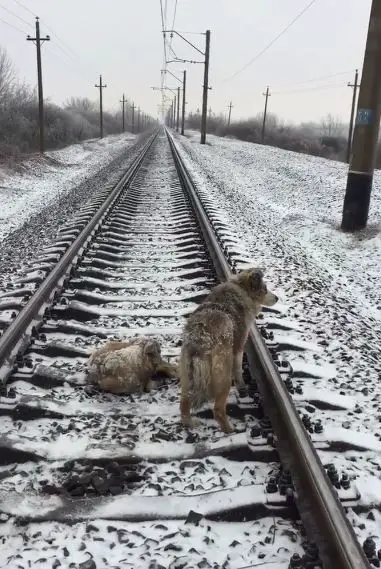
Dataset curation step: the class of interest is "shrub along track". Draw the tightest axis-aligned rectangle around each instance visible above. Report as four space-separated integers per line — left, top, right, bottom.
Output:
0 129 371 569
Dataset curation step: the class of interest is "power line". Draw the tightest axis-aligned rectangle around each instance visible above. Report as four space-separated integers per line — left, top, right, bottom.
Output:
294 69 360 85
225 0 318 81
12 0 35 17
13 0 96 73
267 70 358 94
262 69 362 94
0 2 33 28
0 11 94 82
40 24 79 60
0 14 27 34
272 83 347 95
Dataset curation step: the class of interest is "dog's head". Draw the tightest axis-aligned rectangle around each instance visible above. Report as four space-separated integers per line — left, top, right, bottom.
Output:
234 267 278 307
142 338 162 367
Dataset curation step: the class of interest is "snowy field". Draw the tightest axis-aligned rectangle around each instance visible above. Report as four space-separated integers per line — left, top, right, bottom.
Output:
0 133 137 242
175 130 381 535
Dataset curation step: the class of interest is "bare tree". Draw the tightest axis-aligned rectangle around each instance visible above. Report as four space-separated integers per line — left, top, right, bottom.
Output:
255 111 279 129
0 46 15 98
65 97 97 112
320 113 343 138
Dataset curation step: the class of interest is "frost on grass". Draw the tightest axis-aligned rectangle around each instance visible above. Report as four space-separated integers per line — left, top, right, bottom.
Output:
0 133 137 243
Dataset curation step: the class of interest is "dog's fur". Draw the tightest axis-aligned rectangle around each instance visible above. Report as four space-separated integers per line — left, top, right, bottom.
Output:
179 267 278 433
87 337 177 394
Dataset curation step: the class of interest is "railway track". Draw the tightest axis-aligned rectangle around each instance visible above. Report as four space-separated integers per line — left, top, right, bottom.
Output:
0 129 373 569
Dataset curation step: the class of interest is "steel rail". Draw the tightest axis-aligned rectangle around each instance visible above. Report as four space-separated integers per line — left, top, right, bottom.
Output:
166 128 370 569
0 132 158 383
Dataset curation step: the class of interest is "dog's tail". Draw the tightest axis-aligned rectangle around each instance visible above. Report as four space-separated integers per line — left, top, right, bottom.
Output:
181 351 211 410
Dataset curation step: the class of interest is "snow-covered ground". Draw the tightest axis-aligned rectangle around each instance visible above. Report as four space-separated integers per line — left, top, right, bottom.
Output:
0 133 137 242
175 130 381 540
0 132 151 291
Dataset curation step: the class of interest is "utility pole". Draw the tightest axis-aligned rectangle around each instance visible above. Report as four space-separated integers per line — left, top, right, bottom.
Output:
181 70 186 135
27 17 50 153
95 75 107 139
120 93 127 133
346 69 360 163
200 29 211 144
261 86 271 144
131 103 136 133
173 96 176 128
137 107 140 132
342 0 381 231
176 86 180 132
227 101 233 126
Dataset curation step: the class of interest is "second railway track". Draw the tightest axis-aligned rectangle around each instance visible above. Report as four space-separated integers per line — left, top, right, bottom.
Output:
0 129 372 569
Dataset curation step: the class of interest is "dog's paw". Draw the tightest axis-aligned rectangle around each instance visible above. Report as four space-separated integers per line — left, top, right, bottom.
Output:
223 424 235 435
181 416 200 429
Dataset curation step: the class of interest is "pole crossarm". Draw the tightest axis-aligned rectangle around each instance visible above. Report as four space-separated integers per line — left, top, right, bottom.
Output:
162 69 182 83
163 29 205 56
166 58 204 65
152 86 179 94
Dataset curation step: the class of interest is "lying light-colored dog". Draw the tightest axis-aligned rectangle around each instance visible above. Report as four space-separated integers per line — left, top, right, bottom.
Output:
87 337 177 394
179 267 278 433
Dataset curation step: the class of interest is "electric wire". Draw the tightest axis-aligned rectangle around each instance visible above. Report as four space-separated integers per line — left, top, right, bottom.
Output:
225 0 318 81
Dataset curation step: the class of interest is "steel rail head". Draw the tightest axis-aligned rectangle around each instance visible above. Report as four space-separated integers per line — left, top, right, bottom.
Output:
165 128 370 569
0 132 159 383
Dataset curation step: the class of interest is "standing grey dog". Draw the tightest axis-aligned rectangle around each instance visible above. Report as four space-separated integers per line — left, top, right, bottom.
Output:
179 267 278 433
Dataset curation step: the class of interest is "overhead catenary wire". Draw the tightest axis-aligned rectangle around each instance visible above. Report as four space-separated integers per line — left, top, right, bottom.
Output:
168 0 178 54
159 0 168 69
159 0 171 116
225 0 318 81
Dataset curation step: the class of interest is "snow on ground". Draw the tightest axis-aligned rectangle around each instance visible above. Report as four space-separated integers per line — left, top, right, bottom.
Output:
175 129 381 539
0 132 150 290
0 133 137 242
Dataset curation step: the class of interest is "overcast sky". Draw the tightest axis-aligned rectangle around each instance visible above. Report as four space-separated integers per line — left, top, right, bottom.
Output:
0 0 372 124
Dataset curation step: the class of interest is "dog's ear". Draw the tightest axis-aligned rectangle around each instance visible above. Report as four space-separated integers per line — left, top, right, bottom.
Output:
248 268 263 290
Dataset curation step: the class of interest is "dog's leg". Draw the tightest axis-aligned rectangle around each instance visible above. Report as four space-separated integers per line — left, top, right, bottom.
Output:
233 350 246 391
213 387 234 434
179 351 200 429
180 396 199 428
212 351 234 434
